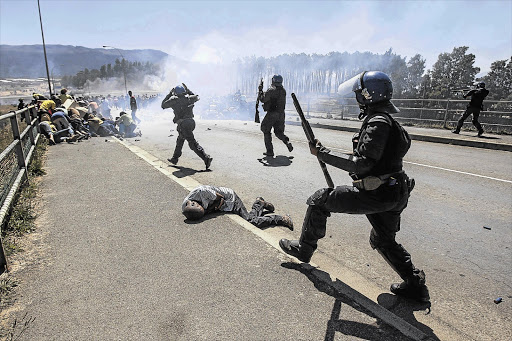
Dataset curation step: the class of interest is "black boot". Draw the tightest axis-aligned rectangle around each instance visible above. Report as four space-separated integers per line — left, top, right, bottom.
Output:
279 239 314 263
390 271 430 303
204 155 213 170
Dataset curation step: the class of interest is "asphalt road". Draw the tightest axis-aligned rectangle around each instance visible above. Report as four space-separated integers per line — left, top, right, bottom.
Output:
128 107 511 341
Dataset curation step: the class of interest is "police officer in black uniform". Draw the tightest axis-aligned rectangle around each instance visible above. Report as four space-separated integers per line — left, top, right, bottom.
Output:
18 99 26 110
279 71 430 303
161 84 213 170
258 75 293 157
452 81 489 137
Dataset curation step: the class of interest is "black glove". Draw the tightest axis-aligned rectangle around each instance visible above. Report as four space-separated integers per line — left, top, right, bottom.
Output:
309 139 323 156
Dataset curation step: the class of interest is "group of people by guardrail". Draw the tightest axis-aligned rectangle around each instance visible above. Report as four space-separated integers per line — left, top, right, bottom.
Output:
26 88 150 145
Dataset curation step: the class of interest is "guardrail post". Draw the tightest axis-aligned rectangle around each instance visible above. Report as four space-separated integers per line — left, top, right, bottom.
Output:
30 107 41 134
10 114 29 183
24 108 36 146
443 99 450 129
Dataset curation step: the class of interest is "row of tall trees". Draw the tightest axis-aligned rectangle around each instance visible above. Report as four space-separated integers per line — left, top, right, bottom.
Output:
233 47 511 101
60 48 511 102
60 59 160 89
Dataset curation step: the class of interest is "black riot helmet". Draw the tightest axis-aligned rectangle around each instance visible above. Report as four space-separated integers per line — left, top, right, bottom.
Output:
475 81 486 89
338 71 397 119
272 74 283 86
174 85 186 96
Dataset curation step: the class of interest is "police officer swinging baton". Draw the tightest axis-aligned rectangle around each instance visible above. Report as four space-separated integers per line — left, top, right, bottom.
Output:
291 93 334 188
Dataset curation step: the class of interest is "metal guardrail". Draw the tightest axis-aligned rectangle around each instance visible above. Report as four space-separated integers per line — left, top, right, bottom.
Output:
291 96 512 133
0 105 41 273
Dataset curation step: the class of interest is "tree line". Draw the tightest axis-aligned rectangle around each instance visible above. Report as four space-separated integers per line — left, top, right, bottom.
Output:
60 47 511 102
60 58 160 89
233 47 512 101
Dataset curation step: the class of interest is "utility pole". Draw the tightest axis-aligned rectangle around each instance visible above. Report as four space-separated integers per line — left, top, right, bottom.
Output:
37 0 52 96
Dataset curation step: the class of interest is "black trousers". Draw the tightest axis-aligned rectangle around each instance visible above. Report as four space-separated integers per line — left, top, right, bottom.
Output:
455 106 483 132
260 111 289 153
299 174 423 282
232 197 283 228
172 118 209 161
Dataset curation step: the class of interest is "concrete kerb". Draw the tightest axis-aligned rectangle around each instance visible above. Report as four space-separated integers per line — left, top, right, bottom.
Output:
285 120 512 152
114 136 434 341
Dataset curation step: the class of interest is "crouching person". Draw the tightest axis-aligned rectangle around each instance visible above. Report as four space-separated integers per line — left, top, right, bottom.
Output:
38 112 77 144
182 185 293 230
86 114 119 137
115 111 138 138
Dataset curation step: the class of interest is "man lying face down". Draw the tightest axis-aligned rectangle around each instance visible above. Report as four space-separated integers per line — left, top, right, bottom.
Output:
182 185 293 230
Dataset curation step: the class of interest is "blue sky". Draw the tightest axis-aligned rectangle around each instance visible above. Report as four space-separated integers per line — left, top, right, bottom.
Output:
1 0 511 74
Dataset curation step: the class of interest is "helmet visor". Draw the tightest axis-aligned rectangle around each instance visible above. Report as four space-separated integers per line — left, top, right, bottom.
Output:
337 72 364 98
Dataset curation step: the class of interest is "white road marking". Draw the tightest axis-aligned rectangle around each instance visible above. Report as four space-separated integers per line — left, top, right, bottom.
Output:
404 161 512 184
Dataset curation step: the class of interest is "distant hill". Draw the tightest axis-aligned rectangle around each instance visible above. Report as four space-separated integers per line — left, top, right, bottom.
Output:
0 44 170 78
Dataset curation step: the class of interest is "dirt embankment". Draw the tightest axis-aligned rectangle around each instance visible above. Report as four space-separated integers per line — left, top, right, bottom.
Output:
0 105 18 116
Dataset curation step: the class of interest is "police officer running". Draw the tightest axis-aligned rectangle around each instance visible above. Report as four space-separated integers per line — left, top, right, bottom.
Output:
161 84 213 170
258 75 293 157
279 71 430 303
452 82 489 137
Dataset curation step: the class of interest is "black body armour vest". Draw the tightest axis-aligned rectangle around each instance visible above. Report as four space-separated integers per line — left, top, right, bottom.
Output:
359 112 411 176
263 86 286 113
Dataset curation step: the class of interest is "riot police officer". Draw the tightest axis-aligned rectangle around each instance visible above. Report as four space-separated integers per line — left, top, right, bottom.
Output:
161 84 213 170
452 81 489 137
258 75 293 157
279 71 430 303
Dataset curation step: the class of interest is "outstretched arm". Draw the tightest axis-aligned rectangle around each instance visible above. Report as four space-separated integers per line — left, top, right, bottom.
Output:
312 120 391 175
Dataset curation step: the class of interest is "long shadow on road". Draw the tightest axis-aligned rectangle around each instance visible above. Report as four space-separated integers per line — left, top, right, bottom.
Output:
281 262 439 341
169 164 212 178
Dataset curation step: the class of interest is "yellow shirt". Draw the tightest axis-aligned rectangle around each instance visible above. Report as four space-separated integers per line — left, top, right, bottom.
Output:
40 100 56 112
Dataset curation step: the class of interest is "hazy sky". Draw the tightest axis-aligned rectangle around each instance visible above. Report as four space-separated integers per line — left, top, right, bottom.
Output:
1 0 511 74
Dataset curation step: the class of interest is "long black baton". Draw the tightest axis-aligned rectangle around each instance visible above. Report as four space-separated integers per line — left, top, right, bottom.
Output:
291 93 334 188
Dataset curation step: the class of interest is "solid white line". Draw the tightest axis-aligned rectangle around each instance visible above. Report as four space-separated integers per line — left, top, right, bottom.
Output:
403 161 512 183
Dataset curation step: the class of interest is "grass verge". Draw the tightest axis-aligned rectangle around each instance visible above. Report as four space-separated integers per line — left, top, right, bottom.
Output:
0 138 47 338
2 139 47 256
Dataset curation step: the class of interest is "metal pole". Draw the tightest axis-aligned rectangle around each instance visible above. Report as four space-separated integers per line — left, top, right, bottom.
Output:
37 0 52 96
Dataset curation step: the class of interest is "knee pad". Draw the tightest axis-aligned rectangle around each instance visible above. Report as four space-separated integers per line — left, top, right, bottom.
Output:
306 188 333 206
